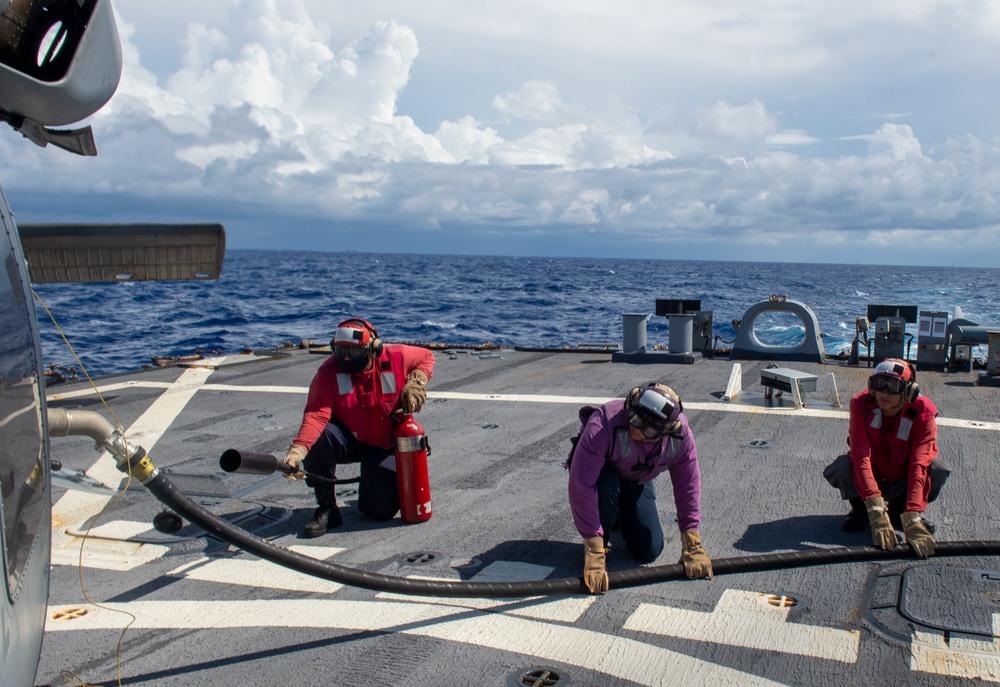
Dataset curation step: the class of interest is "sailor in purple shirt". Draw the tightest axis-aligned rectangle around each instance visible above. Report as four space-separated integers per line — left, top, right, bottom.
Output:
568 382 713 593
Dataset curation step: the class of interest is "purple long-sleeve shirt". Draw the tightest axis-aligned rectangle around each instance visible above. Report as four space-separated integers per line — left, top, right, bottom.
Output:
568 399 702 538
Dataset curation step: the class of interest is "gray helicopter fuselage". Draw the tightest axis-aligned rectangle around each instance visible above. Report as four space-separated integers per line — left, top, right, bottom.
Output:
0 185 51 687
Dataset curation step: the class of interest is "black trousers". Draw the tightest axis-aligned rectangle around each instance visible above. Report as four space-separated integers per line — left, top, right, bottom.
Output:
597 464 665 563
302 420 400 521
822 452 951 512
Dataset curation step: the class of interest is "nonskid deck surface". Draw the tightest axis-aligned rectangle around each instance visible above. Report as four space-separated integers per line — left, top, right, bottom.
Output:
38 348 1000 686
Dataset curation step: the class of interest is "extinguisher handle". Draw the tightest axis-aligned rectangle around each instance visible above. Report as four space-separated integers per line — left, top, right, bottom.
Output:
391 408 412 423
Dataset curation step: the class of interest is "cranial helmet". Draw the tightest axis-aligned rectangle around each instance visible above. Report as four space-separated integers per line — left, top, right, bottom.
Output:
868 358 919 403
331 318 382 373
625 382 684 439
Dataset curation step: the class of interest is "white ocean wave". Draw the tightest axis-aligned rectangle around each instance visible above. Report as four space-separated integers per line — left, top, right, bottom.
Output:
423 320 458 329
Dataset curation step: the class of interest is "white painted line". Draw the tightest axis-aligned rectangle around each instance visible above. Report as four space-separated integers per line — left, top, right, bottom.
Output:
50 538 170 571
433 391 616 404
378 560 594 623
377 588 595 623
430 391 1000 430
166 557 345 595
48 382 1000 432
936 417 1000 431
65 519 153 540
44 599 787 687
51 366 219 562
46 381 173 401
910 628 1000 682
203 384 306 393
623 589 860 663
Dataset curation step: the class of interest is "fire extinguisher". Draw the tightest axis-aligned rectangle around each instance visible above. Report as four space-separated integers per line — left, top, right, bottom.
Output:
392 412 432 523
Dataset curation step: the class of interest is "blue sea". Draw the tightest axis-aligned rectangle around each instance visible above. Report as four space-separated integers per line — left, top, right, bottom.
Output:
31 250 1000 378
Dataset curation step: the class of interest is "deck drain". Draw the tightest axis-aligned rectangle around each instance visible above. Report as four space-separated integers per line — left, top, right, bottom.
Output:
402 552 439 565
153 511 184 534
749 440 771 448
507 666 569 686
759 593 799 608
51 608 89 621
482 423 501 429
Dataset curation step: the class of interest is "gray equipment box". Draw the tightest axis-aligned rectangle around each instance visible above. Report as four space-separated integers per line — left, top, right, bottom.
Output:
760 368 818 394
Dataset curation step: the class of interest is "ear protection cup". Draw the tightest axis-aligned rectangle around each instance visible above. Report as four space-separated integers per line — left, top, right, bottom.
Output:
337 318 383 356
903 368 919 404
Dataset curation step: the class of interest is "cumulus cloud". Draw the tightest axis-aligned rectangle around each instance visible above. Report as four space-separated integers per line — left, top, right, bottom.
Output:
493 81 566 122
2 0 999 266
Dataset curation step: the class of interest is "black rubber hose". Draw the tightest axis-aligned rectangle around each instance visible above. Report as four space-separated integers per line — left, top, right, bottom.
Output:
145 471 1000 598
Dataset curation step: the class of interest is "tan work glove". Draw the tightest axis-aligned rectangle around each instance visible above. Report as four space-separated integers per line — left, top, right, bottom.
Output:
865 497 898 550
901 511 936 558
679 529 714 580
283 444 308 480
400 369 429 413
582 536 609 594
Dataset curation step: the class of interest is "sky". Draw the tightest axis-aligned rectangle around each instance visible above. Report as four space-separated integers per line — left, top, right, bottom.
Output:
2 0 1000 266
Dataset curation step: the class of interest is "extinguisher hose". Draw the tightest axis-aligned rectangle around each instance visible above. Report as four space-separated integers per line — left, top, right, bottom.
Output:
143 470 1000 598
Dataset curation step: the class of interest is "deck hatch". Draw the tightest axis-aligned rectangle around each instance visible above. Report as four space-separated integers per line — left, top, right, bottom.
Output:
898 564 1000 637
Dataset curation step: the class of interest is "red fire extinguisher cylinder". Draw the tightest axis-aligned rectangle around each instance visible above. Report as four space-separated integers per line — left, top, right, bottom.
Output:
393 413 432 523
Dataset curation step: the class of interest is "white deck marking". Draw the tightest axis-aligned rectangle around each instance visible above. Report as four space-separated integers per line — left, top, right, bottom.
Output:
623 589 860 663
66 519 155 540
51 365 220 565
378 561 595 623
910 628 1000 682
164 546 346 594
377 587 595 623
44 599 787 686
50 382 1000 431
46 381 173 402
49 538 170 571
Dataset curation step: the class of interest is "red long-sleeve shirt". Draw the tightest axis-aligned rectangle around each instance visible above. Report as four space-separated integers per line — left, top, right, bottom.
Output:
847 390 939 512
292 344 434 451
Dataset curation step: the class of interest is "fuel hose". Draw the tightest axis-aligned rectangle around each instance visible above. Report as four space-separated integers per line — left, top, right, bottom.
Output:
144 469 1000 598
53 408 1000 599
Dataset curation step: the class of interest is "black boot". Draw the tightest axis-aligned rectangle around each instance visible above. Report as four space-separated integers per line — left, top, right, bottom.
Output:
842 497 867 533
303 488 342 538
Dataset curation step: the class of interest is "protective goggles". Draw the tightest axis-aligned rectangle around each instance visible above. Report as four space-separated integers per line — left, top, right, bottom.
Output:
627 388 678 439
869 374 906 395
333 344 368 362
627 409 667 439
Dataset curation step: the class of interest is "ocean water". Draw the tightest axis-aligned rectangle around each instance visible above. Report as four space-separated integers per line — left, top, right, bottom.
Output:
31 250 1000 378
